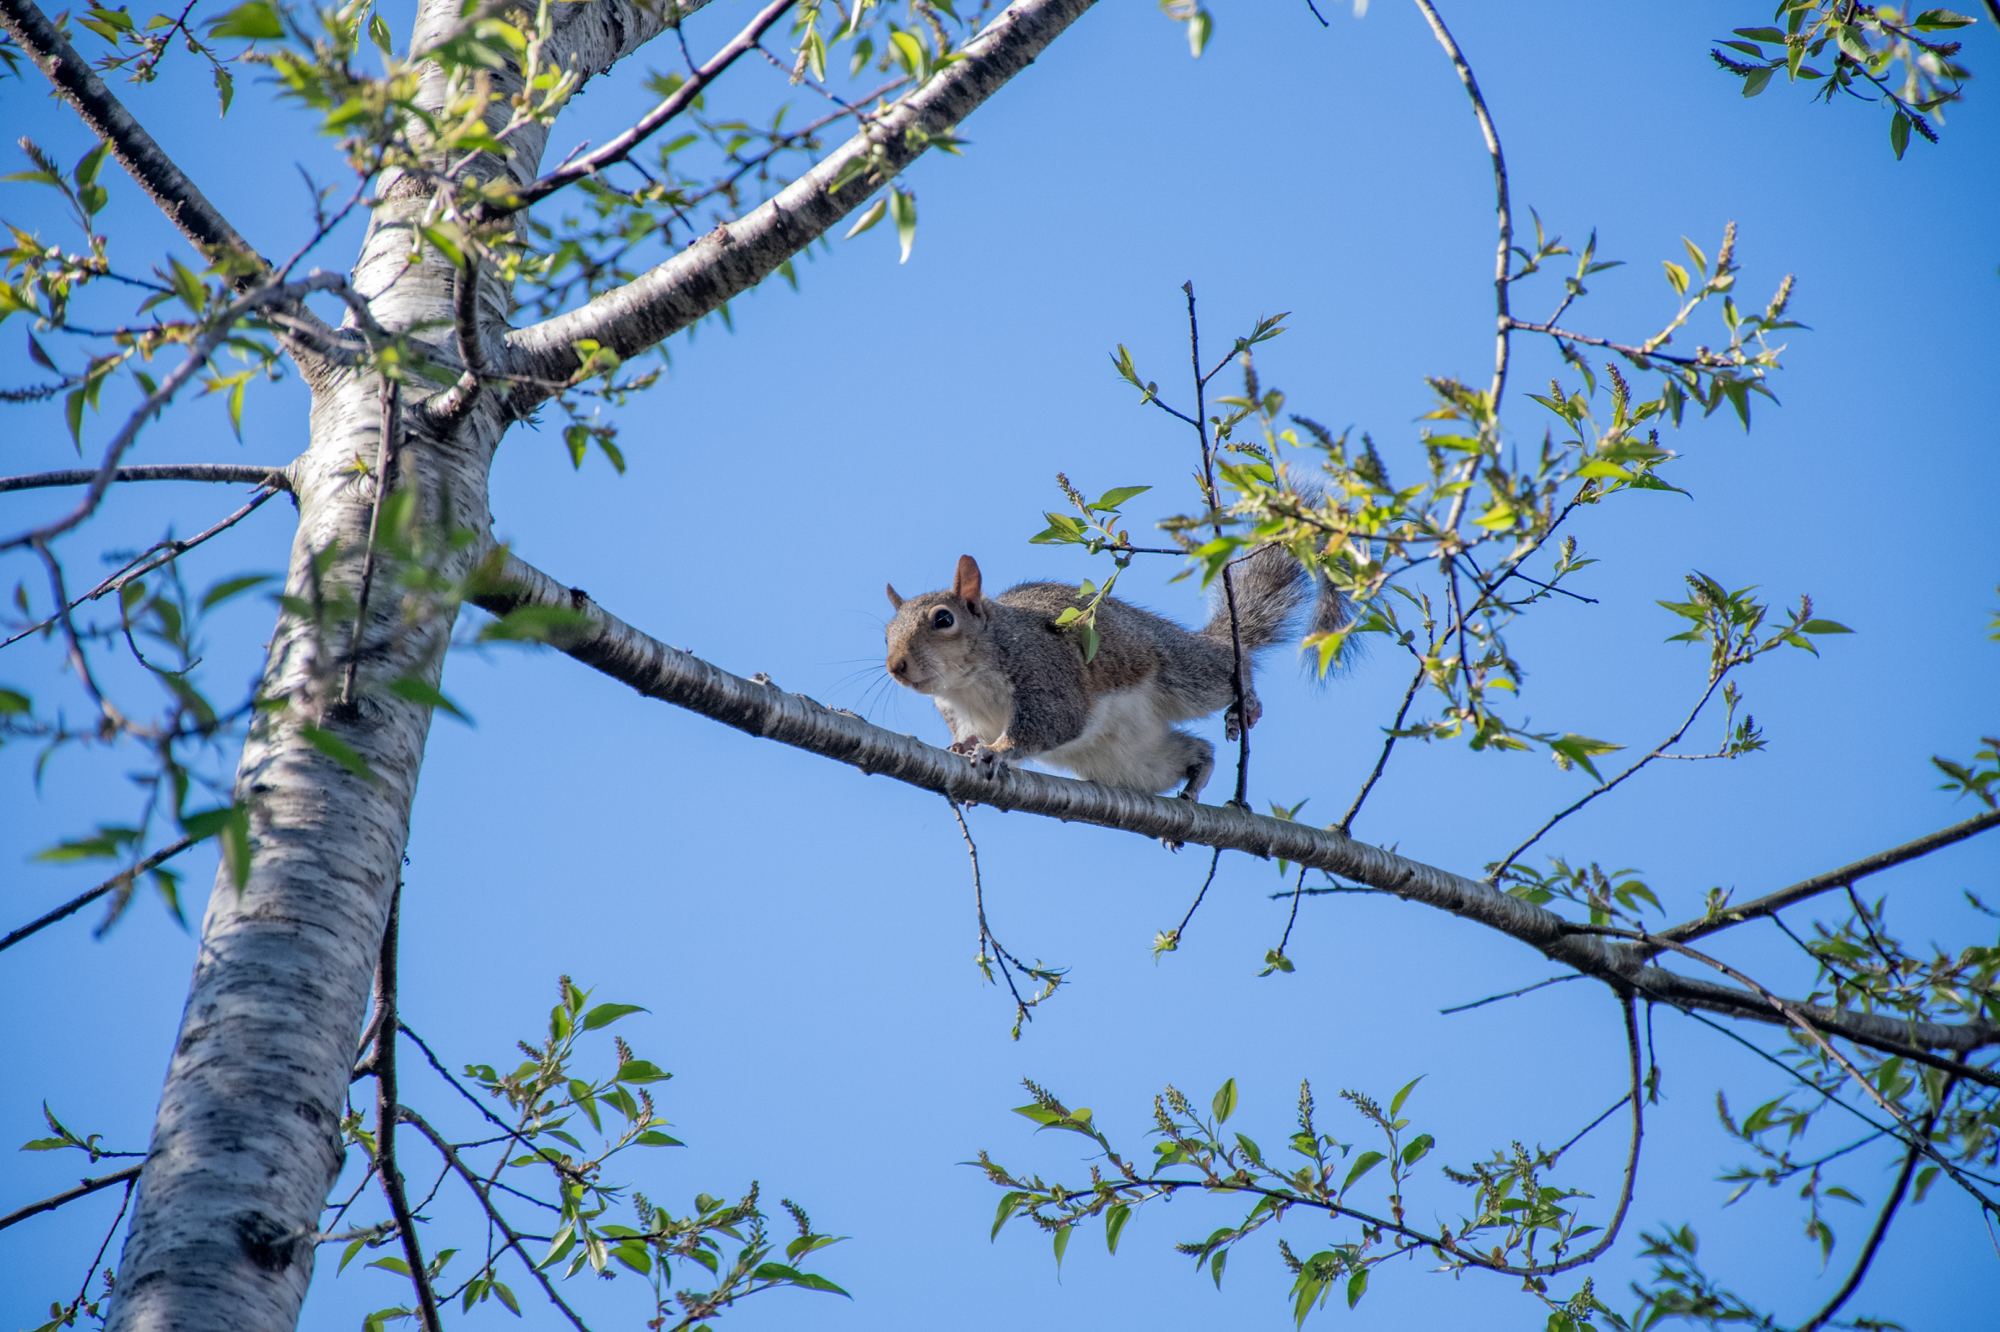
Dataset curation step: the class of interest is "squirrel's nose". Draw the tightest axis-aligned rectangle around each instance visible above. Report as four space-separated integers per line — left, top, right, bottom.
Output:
888 656 907 678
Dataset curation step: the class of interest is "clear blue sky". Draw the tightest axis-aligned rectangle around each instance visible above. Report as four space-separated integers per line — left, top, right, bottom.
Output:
3 1 1996 1328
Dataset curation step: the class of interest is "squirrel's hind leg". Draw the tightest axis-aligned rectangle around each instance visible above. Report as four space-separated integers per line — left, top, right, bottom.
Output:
1173 732 1214 802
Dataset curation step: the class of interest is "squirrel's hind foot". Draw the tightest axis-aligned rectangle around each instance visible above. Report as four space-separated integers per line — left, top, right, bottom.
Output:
1223 690 1263 741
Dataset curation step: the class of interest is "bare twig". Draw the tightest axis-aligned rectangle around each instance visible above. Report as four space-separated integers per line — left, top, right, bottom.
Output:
1492 670 1731 880
341 384 400 706
1410 0 1511 405
1439 972 1581 1015
1658 807 2000 947
1 487 281 653
0 1164 142 1233
488 0 797 219
368 884 442 1332
0 834 197 953
1339 653 1427 834
398 1107 593 1332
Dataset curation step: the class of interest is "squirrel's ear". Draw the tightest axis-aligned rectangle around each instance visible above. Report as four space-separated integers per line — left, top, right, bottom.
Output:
885 583 905 610
953 555 983 606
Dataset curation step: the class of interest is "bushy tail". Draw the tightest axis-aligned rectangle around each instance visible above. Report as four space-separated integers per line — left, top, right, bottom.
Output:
1201 543 1347 651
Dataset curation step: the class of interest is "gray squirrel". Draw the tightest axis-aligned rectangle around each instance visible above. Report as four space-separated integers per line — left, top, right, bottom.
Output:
884 549 1345 800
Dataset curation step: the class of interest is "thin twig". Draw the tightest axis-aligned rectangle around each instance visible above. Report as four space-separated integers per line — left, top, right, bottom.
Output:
488 0 797 218
369 884 442 1332
398 1106 593 1332
1339 653 1427 834
1657 807 2000 946
341 384 399 706
0 834 196 953
1439 972 1581 1015
0 1164 142 1233
1166 847 1224 948
1 487 282 653
1547 1090 1630 1163
1793 1082 1952 1332
1492 670 1729 879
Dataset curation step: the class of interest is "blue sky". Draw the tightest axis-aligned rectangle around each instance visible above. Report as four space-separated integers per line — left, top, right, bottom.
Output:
3 1 1997 1329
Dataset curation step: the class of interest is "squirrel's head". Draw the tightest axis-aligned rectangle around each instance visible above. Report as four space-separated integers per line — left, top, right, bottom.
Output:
883 554 991 696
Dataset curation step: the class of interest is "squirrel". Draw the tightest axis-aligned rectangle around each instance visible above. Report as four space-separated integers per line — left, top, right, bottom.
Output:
883 548 1345 800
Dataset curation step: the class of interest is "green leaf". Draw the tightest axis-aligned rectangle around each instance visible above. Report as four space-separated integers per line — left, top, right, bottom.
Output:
1913 8 1977 29
208 1 283 41
889 188 916 264
1209 1246 1227 1289
991 1190 1025 1240
366 1256 411 1276
387 675 470 722
479 605 589 642
1211 1077 1237 1124
1341 1150 1385 1194
1890 110 1911 160
301 726 376 782
1090 485 1151 511
1346 1266 1369 1309
1388 1075 1424 1118
582 1002 648 1030
634 1130 684 1147
199 573 273 611
0 688 33 713
613 1059 670 1084
1186 6 1211 56
843 197 888 240
181 803 251 888
368 12 393 53
1104 1203 1130 1255
1798 619 1852 635
1052 1223 1072 1271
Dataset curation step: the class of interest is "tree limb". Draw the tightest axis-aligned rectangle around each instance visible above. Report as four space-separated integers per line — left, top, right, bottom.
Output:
0 464 291 495
368 885 442 1332
470 550 2000 1059
0 0 259 268
0 1164 143 1233
500 0 1100 412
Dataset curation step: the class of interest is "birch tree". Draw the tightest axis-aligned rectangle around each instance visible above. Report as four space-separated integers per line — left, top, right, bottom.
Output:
0 1 1993 1331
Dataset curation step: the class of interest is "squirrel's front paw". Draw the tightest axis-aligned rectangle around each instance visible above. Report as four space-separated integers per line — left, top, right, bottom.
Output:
948 736 983 757
958 742 1011 781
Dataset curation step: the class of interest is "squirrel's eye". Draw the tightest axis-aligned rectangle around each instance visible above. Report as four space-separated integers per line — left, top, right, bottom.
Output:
932 609 955 630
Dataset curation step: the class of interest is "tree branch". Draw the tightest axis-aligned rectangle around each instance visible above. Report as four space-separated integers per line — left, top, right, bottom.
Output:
487 0 796 218
470 550 1999 1060
0 835 197 953
500 0 1100 411
397 1106 592 1332
369 884 442 1332
0 0 259 269
1410 0 1511 405
1793 1084 1949 1332
0 464 290 495
0 1164 143 1233
1658 807 2000 946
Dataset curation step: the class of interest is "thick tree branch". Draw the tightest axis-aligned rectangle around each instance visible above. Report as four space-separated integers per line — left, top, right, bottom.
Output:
0 0 258 268
1659 807 2000 946
500 0 1100 411
0 1164 143 1233
471 551 2000 1060
0 464 291 495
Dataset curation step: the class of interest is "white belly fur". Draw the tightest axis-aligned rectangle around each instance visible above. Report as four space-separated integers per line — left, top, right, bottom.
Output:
1039 684 1191 792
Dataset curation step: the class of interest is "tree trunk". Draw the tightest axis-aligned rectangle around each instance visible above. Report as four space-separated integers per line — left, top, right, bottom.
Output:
101 1 684 1323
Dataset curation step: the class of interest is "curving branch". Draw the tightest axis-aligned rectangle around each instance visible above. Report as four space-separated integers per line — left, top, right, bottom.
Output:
500 0 1101 413
0 0 258 267
1410 0 1511 405
0 464 290 495
469 550 2000 1061
367 886 442 1332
